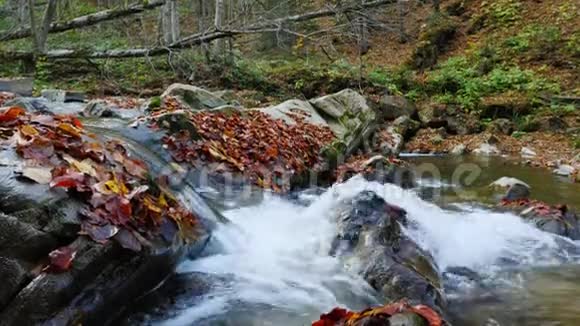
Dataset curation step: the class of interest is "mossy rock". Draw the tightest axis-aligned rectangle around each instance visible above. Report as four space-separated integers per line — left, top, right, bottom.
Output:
409 14 458 69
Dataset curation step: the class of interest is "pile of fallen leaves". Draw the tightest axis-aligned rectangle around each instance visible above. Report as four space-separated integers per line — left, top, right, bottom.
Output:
313 300 443 326
0 106 199 253
153 98 336 192
102 96 143 109
500 198 567 219
0 92 15 107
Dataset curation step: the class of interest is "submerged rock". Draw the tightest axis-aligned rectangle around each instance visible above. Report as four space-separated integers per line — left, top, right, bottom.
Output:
331 191 445 314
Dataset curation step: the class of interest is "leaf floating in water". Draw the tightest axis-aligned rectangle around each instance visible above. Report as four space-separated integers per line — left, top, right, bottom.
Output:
45 246 77 273
50 171 87 190
19 124 39 137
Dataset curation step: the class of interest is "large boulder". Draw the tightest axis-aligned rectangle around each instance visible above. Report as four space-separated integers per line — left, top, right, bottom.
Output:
331 191 445 314
379 95 418 120
256 99 327 126
161 83 227 111
310 89 378 158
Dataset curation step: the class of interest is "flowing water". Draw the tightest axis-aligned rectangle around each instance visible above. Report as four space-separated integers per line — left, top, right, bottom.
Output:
122 155 580 326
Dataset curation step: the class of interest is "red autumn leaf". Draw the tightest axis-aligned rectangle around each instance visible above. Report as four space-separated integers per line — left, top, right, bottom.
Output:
50 171 87 190
45 246 77 273
0 107 25 123
18 138 55 161
123 157 148 179
312 308 353 326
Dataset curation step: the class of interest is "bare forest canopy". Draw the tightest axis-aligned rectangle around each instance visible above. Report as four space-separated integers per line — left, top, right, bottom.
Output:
0 0 425 61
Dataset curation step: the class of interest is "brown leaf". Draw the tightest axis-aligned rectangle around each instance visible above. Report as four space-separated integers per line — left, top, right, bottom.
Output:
19 166 52 184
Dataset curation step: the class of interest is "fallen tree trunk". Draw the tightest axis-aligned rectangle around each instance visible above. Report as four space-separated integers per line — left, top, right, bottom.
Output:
0 0 396 60
0 0 166 41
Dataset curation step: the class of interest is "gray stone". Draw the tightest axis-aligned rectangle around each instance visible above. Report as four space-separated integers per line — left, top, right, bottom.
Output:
83 100 117 118
388 312 429 326
310 89 377 158
554 164 576 177
0 257 27 309
419 105 480 135
393 116 421 139
161 84 227 111
0 78 33 97
474 143 500 155
380 95 417 120
520 147 537 158
490 177 530 189
504 184 531 201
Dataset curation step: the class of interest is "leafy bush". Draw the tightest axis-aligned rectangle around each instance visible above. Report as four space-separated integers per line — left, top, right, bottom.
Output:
483 0 522 26
504 25 562 57
424 54 559 111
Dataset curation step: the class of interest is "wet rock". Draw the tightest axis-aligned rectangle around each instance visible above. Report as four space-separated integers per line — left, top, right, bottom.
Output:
380 95 418 120
211 89 241 107
393 116 421 139
487 118 516 135
490 177 530 189
161 83 227 111
553 164 575 176
331 191 445 314
504 184 531 201
0 257 28 309
41 89 85 103
450 144 466 155
0 78 33 97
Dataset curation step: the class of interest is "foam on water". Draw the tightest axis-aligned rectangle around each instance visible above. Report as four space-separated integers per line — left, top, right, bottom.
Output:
162 176 580 325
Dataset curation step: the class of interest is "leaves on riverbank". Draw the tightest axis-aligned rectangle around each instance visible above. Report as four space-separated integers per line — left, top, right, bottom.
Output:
500 198 566 219
154 97 336 192
313 300 443 326
0 108 200 250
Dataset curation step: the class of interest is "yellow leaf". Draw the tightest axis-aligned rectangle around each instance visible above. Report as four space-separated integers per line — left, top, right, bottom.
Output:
58 123 82 138
143 196 163 214
20 125 39 137
158 193 168 207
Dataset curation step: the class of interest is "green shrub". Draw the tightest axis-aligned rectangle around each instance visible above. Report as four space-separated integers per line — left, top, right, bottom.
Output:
483 0 522 26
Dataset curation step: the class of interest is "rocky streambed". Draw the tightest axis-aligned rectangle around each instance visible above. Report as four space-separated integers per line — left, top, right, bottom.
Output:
1 85 580 326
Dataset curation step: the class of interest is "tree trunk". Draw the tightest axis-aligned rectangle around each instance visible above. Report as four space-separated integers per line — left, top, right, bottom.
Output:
1 0 167 42
161 0 180 44
213 0 225 56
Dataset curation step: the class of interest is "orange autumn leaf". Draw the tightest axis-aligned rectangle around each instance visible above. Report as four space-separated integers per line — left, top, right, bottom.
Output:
0 107 25 123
